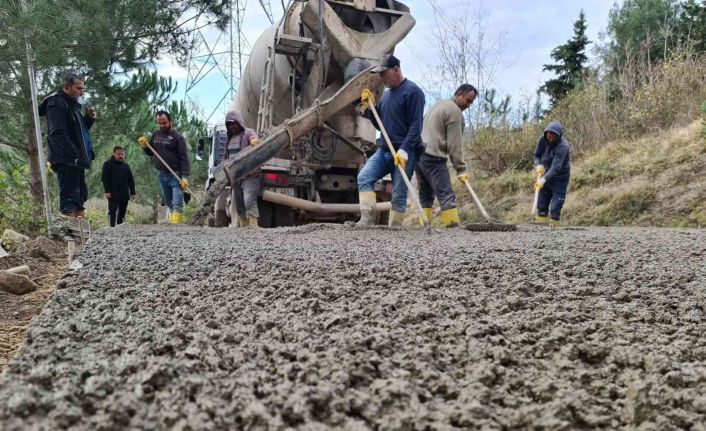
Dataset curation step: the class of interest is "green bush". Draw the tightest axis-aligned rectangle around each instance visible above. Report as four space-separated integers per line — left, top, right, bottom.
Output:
0 165 40 235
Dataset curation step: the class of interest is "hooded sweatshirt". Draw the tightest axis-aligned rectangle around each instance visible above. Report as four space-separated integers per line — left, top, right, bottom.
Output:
533 121 571 181
224 111 259 177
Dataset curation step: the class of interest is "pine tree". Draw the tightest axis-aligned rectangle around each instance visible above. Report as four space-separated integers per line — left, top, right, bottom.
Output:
676 0 706 52
542 11 591 105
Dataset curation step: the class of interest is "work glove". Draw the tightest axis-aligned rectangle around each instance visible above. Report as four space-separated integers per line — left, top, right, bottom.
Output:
249 138 260 147
360 89 375 109
457 173 470 183
138 136 149 148
180 178 189 190
393 149 408 170
534 177 546 191
534 164 545 176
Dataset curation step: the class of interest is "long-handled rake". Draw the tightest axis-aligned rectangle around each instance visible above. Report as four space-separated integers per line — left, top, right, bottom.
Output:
461 178 517 232
367 96 432 233
531 172 541 217
138 136 200 204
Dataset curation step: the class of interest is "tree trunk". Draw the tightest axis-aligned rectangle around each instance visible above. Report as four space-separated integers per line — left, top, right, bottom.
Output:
26 125 45 230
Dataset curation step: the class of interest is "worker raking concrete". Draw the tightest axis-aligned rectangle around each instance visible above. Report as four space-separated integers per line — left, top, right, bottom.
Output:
138 111 191 224
355 54 425 226
533 121 571 227
218 111 261 228
416 84 477 228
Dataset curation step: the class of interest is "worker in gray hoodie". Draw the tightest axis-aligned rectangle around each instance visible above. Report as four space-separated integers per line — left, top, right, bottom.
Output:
220 111 261 227
533 121 571 226
416 83 477 227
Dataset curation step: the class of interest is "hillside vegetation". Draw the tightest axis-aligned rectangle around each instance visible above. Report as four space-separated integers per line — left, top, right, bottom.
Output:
448 47 706 229
459 120 706 228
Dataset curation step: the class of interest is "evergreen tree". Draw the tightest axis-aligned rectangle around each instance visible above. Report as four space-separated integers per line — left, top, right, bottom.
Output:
542 10 591 105
675 0 706 52
605 0 678 65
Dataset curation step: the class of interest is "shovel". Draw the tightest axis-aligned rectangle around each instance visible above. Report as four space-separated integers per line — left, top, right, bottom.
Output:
367 98 430 230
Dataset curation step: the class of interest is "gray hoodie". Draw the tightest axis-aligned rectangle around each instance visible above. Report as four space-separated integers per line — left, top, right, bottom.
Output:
225 110 260 177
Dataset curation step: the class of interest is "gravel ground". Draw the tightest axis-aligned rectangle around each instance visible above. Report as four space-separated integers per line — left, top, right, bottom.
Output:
0 224 705 430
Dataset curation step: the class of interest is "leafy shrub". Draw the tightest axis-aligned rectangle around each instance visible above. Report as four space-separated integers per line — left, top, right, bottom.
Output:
0 165 39 235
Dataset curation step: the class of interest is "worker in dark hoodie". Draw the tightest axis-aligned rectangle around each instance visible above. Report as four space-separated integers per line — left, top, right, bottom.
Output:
219 110 260 227
533 121 571 227
101 146 136 227
39 73 96 218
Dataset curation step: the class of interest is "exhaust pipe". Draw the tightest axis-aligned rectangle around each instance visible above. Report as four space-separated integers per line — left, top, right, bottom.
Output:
262 190 391 214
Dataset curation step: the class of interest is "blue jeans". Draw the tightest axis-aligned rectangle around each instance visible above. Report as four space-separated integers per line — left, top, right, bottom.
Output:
53 164 87 214
158 171 184 213
357 148 416 213
538 176 570 220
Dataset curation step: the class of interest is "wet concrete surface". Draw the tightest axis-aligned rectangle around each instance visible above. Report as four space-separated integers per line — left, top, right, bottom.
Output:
0 224 705 430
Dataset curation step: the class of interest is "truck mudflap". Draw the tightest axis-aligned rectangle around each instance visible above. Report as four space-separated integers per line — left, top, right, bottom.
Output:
190 67 381 225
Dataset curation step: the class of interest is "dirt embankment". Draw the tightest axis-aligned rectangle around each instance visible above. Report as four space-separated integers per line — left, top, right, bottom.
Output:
0 238 67 373
0 225 705 430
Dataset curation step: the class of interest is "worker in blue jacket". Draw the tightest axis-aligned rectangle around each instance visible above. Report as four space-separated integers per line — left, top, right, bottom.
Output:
356 54 425 227
533 121 571 226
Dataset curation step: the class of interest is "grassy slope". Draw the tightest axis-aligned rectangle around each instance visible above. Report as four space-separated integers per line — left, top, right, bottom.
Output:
455 121 706 228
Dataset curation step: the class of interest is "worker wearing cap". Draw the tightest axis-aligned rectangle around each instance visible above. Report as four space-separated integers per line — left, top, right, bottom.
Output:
356 54 425 226
222 110 261 227
533 121 571 227
417 83 477 228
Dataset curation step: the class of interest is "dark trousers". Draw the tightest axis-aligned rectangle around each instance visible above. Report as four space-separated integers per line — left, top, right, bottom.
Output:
416 153 456 210
537 176 570 220
108 198 129 227
53 165 87 214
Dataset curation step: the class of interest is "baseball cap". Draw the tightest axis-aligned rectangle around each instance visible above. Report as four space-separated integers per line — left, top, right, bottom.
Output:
371 54 400 73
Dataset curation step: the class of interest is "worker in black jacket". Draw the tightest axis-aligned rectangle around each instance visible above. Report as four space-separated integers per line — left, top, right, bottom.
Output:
101 146 136 226
38 73 96 217
139 110 190 224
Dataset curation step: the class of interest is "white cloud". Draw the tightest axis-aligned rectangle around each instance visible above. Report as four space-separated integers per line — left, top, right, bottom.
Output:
155 58 189 80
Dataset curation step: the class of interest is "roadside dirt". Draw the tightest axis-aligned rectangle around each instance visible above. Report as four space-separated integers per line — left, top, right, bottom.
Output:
0 225 704 430
0 238 67 374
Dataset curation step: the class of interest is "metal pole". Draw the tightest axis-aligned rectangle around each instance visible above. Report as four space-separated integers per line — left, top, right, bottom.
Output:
21 0 54 231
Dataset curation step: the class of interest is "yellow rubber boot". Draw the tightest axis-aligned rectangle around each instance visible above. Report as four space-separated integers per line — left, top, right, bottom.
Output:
534 215 549 225
171 212 183 224
440 208 460 228
419 207 432 226
248 217 260 228
356 191 377 226
389 210 405 227
549 218 561 228
239 217 249 227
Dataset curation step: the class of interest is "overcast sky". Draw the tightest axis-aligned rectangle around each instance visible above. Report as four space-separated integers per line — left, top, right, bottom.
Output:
159 0 618 123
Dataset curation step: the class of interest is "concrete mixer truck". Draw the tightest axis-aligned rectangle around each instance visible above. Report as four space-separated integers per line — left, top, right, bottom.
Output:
195 0 415 227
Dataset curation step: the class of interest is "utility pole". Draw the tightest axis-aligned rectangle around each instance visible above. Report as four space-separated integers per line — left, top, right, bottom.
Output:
20 0 54 232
